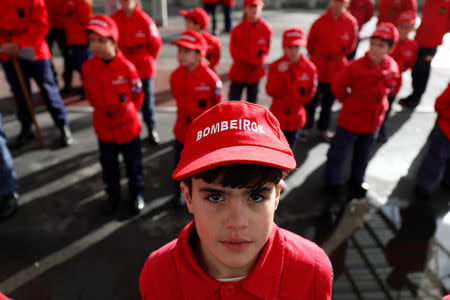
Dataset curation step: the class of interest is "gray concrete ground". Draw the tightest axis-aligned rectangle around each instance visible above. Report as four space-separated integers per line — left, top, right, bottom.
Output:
0 8 450 300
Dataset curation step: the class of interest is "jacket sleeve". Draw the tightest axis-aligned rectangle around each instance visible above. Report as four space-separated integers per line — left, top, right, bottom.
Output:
390 63 401 99
147 19 163 59
305 65 318 104
435 84 450 118
12 0 49 48
208 38 221 70
265 61 287 99
315 247 333 300
229 27 248 63
211 74 224 105
81 62 97 108
306 22 317 57
77 0 93 27
346 18 359 56
129 65 144 110
331 65 352 103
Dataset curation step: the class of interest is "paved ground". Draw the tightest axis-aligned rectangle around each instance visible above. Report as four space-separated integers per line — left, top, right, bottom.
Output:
1 8 450 300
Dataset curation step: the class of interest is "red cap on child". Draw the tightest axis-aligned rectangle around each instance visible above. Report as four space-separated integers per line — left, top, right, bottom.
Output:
396 10 416 25
371 22 399 45
282 27 307 47
173 101 296 180
244 0 265 7
179 8 210 30
85 14 119 42
171 30 207 56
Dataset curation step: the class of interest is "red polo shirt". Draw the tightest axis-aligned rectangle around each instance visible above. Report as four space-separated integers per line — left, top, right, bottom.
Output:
307 10 358 83
332 52 401 134
170 61 223 143
140 221 332 300
266 54 318 131
435 83 450 140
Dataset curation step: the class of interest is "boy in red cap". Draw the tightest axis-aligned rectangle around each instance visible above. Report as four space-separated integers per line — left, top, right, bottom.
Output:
377 0 417 24
112 0 163 145
266 27 318 150
325 22 401 200
228 0 271 104
305 0 358 142
170 30 224 205
378 11 418 142
82 15 145 216
347 0 375 60
139 101 332 299
180 7 221 71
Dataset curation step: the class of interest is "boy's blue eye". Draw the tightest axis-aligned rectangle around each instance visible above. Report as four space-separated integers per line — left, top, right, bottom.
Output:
207 193 223 203
249 193 265 202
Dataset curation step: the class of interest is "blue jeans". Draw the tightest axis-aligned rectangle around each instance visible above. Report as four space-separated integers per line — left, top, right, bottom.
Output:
141 77 157 130
282 129 300 152
69 44 91 72
204 3 217 33
228 81 259 103
1 59 69 128
98 136 143 199
305 82 335 131
325 126 376 186
222 5 232 32
416 124 450 191
0 114 17 196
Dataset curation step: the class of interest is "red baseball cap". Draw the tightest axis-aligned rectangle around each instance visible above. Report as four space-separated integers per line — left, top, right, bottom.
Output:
173 101 296 180
396 10 416 25
85 14 119 42
171 30 207 56
282 27 307 47
371 22 399 45
179 8 210 30
244 0 265 7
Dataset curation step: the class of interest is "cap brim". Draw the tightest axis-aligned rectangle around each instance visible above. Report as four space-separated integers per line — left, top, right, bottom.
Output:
171 40 199 51
86 25 110 38
284 40 307 47
173 145 296 180
179 10 189 17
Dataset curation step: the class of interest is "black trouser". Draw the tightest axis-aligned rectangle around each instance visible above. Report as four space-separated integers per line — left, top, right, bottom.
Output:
410 47 437 103
45 27 73 88
203 3 217 33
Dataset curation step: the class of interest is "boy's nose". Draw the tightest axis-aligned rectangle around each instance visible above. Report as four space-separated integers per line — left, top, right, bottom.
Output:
225 202 248 229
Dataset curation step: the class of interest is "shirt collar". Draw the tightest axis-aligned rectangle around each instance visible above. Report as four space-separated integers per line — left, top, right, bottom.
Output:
174 221 284 300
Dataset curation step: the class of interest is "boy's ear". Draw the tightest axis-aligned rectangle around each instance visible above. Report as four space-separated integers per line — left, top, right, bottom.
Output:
274 181 283 210
180 181 194 214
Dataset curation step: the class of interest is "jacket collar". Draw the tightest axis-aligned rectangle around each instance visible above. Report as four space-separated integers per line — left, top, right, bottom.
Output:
174 221 284 300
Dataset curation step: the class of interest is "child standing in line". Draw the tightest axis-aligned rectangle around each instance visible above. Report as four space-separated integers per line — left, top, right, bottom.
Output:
170 30 224 205
112 0 163 145
82 15 145 216
266 27 318 150
179 7 221 72
139 101 333 299
378 11 418 142
228 0 271 104
325 22 400 200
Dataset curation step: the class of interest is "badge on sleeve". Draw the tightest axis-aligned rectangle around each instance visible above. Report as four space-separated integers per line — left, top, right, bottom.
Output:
150 24 159 37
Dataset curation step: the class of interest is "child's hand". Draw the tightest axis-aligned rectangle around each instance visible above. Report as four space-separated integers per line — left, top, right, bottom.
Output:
278 61 289 72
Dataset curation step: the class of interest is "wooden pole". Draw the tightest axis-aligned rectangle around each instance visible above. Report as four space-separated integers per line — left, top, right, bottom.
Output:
11 58 45 146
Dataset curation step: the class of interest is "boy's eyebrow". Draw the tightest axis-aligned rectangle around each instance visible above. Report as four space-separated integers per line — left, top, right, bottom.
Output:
199 187 228 194
199 186 274 194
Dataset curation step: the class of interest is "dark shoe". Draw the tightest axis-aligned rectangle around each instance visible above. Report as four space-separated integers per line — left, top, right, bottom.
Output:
398 96 419 109
318 130 332 143
0 192 19 221
11 126 35 148
130 194 145 215
147 128 160 145
60 85 74 95
348 182 369 200
101 195 120 216
59 125 73 147
376 134 388 143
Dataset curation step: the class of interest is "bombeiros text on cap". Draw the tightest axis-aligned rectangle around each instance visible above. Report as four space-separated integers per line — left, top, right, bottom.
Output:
196 119 266 142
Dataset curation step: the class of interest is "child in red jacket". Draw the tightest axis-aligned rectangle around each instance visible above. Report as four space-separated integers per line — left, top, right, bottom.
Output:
82 15 145 216
180 7 221 71
170 30 224 205
139 101 332 299
112 0 163 145
378 11 418 142
325 22 400 200
414 83 450 200
305 0 358 142
266 27 318 150
228 0 271 104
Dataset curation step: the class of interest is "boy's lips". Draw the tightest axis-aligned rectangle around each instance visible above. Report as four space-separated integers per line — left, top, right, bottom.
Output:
220 238 252 251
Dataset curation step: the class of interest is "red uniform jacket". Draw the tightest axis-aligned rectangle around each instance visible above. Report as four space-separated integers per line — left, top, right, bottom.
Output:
435 83 450 140
391 38 418 73
112 7 163 79
221 0 235 6
266 54 318 131
139 222 332 300
82 51 144 144
204 31 221 71
170 61 223 143
332 52 401 134
307 10 358 83
45 0 66 29
228 18 272 84
63 0 93 46
349 0 374 31
415 0 450 48
0 0 51 61
377 0 417 24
